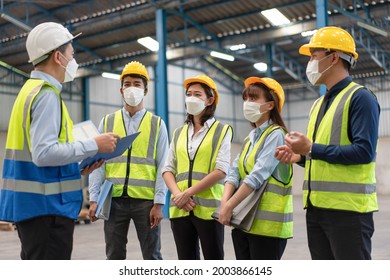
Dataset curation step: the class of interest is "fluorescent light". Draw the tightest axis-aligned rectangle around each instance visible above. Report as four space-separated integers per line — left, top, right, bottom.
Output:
261 8 290 26
254 62 267 72
357 21 388 37
210 51 235 61
229 44 246 51
301 29 317 37
137 36 159 51
1 12 32 31
102 72 120 80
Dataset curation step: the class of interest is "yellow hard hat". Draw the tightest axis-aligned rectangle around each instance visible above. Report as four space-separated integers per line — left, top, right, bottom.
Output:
184 74 219 105
120 61 149 81
299 26 358 61
244 77 285 113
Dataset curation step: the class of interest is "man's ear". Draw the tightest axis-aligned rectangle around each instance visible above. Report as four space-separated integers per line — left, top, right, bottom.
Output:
52 50 62 65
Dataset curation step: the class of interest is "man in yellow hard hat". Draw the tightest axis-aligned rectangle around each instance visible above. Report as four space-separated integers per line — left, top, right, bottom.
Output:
0 22 119 260
88 61 169 260
275 26 380 259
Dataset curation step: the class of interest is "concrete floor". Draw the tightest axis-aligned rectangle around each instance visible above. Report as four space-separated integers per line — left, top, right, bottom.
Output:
0 195 389 260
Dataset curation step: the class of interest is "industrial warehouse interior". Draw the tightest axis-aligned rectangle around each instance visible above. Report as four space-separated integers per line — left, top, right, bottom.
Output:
1 1 390 277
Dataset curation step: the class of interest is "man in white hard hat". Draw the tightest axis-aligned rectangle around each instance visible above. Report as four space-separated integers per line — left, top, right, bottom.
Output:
0 22 119 260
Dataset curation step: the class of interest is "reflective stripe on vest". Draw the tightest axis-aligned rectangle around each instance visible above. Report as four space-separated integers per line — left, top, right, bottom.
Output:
304 82 378 213
0 79 82 222
104 110 160 200
170 121 231 220
238 125 293 238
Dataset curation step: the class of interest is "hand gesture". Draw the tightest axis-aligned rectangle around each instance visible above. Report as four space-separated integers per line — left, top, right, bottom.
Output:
94 132 120 153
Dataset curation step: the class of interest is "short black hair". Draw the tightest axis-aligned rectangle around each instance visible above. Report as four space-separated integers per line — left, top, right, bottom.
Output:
121 74 148 90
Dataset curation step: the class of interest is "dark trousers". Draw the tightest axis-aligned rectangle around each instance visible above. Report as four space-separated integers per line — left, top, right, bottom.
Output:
231 228 287 260
16 215 75 260
170 213 224 260
104 197 162 260
306 206 374 260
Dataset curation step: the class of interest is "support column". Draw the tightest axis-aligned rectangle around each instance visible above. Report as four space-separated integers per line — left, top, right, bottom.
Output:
155 9 170 218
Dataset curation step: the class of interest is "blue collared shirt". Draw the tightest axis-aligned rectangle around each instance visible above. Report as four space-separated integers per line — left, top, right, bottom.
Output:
312 77 380 164
30 70 98 167
88 108 169 204
225 120 291 190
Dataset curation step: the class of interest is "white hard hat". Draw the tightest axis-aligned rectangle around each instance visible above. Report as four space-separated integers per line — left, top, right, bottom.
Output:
26 22 81 65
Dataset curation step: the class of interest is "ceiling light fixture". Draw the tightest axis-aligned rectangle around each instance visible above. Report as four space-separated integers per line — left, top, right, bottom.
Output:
210 51 235 61
229 44 246 51
301 29 317 37
261 8 290 26
254 62 267 72
101 72 120 80
137 36 159 51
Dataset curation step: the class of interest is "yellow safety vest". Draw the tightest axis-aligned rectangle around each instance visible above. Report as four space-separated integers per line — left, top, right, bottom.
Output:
304 81 378 213
104 110 160 200
0 79 82 222
238 124 293 238
170 121 232 220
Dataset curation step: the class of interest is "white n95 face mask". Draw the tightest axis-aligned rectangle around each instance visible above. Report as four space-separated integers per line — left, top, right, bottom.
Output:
243 101 263 123
306 54 333 86
185 96 206 116
63 58 79 83
123 87 145 106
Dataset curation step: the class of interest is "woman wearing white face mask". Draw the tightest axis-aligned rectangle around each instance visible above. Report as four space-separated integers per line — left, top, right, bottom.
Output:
218 77 293 260
162 74 233 260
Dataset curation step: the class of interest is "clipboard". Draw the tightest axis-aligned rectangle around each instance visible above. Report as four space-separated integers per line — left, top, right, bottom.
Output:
96 180 113 220
79 131 140 170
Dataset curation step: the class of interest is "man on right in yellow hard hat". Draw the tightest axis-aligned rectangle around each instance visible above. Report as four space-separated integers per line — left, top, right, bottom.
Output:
88 61 169 260
275 26 380 259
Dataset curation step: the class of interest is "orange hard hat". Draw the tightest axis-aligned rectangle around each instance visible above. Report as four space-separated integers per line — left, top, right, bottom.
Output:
184 74 219 105
244 77 285 112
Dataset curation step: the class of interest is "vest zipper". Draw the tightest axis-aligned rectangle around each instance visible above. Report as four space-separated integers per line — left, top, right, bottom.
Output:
122 148 132 198
188 159 194 188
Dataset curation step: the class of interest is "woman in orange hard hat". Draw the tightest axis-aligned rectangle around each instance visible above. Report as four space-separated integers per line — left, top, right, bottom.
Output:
218 77 293 260
162 74 233 260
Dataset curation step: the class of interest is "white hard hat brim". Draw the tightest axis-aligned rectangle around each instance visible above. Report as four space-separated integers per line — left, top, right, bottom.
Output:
28 32 81 64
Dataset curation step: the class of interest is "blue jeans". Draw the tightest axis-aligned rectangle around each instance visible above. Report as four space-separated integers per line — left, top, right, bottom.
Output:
104 197 162 260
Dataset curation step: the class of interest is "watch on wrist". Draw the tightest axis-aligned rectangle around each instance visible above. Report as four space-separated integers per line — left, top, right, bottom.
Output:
306 147 312 160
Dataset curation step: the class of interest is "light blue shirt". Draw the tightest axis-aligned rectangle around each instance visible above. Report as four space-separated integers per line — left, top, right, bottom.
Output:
88 108 169 205
30 70 98 167
225 120 290 190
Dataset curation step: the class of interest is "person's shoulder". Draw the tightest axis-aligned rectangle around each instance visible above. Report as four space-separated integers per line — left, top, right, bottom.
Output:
352 84 378 104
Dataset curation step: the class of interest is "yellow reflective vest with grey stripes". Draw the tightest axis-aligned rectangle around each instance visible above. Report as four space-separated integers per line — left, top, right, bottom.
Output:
304 81 378 213
104 110 160 199
238 124 293 238
170 121 232 220
0 79 82 222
